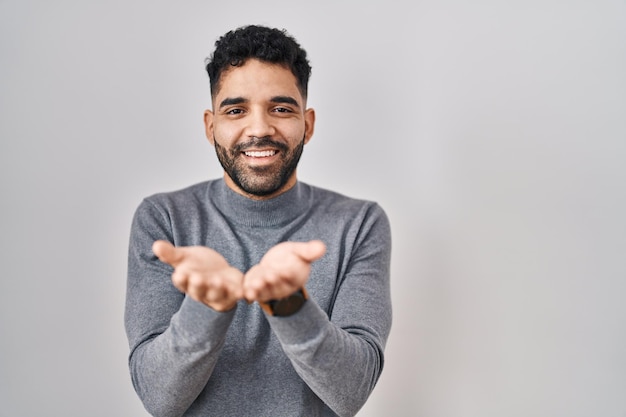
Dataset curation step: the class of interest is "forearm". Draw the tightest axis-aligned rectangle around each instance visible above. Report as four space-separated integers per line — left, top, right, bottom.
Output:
128 297 235 417
265 202 392 416
267 301 386 417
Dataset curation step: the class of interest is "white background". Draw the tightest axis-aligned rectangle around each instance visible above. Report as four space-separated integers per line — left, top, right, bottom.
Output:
1 1 625 416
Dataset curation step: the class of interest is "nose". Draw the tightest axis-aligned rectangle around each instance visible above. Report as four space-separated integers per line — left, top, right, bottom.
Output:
244 109 276 138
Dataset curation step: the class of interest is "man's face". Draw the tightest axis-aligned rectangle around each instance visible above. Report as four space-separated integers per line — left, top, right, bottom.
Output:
204 59 315 200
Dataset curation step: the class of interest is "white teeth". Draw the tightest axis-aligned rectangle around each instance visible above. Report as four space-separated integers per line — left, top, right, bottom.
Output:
245 150 276 157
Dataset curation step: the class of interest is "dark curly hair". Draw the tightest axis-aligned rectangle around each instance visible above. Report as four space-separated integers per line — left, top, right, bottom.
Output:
205 25 311 100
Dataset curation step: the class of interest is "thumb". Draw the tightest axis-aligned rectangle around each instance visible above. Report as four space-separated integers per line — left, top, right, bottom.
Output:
152 240 184 267
293 240 326 263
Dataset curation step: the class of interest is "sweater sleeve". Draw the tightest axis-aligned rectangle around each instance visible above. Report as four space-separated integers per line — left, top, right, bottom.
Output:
124 198 235 417
265 203 393 417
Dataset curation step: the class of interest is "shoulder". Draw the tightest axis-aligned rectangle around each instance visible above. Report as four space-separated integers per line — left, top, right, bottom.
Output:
301 183 392 259
305 182 385 210
131 180 216 224
142 180 213 206
302 182 389 225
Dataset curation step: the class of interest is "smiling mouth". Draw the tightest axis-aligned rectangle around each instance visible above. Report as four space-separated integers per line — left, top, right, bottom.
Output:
244 150 277 157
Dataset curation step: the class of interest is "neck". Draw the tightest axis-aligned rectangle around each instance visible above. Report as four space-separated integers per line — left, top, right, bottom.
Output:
210 178 310 228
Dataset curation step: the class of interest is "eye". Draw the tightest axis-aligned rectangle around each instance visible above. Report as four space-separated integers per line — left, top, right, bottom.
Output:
272 107 292 113
226 108 244 115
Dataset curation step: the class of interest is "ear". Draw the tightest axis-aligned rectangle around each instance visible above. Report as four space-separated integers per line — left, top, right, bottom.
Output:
303 108 315 144
204 109 215 146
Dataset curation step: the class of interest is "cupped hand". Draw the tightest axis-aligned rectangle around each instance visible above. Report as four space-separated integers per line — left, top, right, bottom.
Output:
153 240 244 312
243 240 326 303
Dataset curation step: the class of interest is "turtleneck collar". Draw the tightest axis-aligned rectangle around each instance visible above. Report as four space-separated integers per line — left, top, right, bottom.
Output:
208 178 311 228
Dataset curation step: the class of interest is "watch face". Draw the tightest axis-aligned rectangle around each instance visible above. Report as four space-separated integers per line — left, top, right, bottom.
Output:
272 292 306 317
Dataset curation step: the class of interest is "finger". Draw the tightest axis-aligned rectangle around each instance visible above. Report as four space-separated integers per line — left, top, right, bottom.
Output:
171 269 189 293
260 281 294 303
243 266 295 302
196 269 244 309
242 265 263 301
182 265 243 296
224 267 245 299
152 240 184 267
209 269 244 301
243 265 282 301
188 278 214 304
292 240 326 263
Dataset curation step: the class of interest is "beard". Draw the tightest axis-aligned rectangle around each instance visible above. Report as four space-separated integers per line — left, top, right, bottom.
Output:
213 135 305 197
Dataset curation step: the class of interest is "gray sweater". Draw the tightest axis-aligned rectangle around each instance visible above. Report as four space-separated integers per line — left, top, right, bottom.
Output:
125 179 392 417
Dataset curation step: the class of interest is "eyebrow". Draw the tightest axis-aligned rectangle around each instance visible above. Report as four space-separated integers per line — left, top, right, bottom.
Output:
270 96 300 108
219 97 247 109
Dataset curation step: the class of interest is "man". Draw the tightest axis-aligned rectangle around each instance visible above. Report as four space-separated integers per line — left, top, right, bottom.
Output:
125 25 392 417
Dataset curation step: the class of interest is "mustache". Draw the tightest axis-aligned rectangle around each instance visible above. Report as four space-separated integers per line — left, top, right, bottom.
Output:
234 136 289 153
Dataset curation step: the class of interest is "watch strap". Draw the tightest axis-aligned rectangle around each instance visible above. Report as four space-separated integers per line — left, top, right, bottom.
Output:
259 288 308 317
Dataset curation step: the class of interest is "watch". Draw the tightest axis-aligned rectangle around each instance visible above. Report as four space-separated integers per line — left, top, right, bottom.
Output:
260 288 308 317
